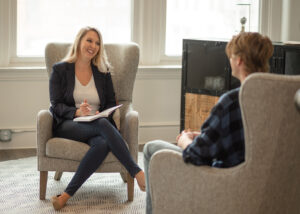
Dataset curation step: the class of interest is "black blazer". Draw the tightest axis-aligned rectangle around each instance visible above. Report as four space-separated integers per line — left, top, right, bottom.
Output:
49 61 117 130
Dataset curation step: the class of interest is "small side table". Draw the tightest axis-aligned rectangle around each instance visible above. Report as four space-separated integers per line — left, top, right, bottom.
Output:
295 89 300 112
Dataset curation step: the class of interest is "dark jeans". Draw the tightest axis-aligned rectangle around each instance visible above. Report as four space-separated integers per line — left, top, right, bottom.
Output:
54 117 141 196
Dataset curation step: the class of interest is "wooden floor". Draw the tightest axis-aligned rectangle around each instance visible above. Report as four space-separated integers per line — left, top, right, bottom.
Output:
0 148 36 162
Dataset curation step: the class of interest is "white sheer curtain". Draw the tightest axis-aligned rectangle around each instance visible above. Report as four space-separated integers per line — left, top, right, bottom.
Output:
165 0 259 56
17 0 131 56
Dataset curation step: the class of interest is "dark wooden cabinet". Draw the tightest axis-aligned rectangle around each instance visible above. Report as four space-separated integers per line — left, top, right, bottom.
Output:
180 39 300 131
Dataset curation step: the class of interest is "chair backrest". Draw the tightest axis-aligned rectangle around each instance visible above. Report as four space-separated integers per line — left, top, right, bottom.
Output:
239 73 300 213
45 43 140 102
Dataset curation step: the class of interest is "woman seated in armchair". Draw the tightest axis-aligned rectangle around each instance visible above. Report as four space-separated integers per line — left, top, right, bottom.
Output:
49 26 145 211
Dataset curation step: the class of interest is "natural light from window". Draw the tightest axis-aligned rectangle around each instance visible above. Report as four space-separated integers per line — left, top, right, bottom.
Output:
17 0 131 56
165 0 259 56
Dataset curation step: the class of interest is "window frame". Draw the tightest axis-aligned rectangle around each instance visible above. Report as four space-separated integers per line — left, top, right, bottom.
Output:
0 0 283 67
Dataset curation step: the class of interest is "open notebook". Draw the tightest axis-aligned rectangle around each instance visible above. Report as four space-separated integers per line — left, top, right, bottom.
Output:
73 104 123 122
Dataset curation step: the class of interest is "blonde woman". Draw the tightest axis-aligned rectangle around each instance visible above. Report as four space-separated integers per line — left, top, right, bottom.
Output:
49 27 145 210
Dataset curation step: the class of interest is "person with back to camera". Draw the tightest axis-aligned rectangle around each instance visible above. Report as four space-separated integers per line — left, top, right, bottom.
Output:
49 26 145 210
143 32 274 214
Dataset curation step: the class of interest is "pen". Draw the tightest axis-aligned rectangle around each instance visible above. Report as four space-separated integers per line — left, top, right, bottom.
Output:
81 100 92 112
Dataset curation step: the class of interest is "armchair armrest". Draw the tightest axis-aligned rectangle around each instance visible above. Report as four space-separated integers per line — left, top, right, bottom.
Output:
120 108 139 161
36 110 53 157
149 150 248 214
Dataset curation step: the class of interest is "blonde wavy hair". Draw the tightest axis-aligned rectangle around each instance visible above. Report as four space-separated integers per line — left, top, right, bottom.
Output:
226 32 274 74
63 26 111 73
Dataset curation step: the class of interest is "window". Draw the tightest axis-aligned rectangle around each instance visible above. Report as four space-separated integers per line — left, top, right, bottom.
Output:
165 0 259 56
1 0 280 67
17 0 131 56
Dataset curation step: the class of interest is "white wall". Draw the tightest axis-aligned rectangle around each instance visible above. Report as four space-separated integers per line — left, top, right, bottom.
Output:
281 0 300 42
259 0 300 42
0 67 181 149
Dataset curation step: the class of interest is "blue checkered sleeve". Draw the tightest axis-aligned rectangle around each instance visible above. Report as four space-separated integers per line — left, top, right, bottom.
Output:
182 88 244 168
182 103 224 166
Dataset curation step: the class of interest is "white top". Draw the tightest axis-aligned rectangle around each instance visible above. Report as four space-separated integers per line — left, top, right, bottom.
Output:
73 74 100 115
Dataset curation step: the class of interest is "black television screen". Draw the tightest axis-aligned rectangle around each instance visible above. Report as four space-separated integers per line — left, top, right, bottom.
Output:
183 40 230 95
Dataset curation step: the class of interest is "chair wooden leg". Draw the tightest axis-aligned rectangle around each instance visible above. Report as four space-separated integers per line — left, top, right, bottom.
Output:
120 171 127 183
40 171 48 200
127 172 134 201
54 171 63 181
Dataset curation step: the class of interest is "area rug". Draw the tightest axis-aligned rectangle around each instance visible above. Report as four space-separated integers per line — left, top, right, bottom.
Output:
0 153 146 214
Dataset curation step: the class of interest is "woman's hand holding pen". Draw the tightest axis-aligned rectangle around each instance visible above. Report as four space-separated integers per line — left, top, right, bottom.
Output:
75 99 92 117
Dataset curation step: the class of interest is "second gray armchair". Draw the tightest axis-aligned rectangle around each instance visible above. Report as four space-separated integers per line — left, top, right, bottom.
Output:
149 73 300 214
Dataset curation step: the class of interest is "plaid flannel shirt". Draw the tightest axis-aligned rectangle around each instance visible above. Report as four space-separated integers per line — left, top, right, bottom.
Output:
183 88 245 168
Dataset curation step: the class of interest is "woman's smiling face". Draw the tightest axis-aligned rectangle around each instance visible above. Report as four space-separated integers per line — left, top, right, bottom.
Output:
79 30 100 61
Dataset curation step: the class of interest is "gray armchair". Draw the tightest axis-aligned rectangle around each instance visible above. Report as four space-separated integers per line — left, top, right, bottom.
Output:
149 73 300 214
37 43 140 201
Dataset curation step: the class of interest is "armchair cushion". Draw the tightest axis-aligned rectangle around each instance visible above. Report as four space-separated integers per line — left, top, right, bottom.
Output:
45 138 88 162
46 138 122 163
